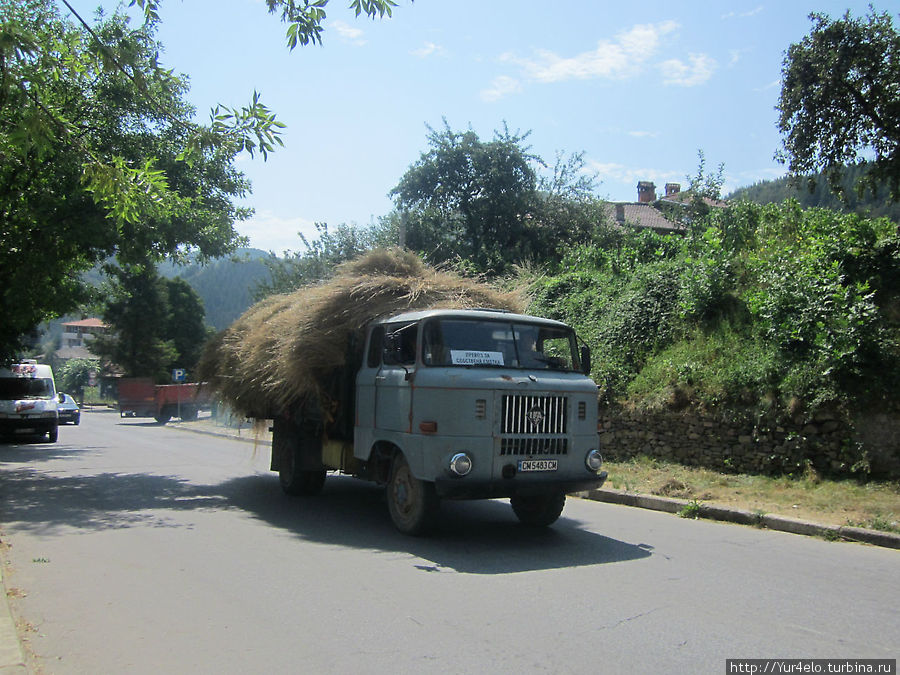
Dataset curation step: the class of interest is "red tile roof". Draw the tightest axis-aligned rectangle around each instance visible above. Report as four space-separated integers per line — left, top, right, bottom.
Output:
62 318 108 329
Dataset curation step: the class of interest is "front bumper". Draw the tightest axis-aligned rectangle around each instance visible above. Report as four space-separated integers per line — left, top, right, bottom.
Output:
434 470 607 500
0 417 57 437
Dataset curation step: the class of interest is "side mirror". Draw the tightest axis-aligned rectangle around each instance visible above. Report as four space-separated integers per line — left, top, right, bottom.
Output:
580 345 591 376
57 392 65 403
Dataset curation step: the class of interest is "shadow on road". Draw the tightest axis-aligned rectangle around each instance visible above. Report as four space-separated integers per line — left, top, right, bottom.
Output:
0 460 650 574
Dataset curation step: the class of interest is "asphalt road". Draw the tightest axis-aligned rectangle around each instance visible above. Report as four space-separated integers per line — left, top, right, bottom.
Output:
0 411 896 674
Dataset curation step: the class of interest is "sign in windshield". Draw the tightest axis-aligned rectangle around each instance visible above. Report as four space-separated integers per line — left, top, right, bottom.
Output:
423 319 580 371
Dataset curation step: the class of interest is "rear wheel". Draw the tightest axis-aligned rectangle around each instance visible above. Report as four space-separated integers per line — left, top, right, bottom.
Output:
511 491 566 527
279 445 327 496
387 453 439 536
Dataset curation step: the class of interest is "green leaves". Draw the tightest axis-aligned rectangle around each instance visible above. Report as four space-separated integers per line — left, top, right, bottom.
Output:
531 199 900 411
777 8 900 201
266 0 400 50
0 0 251 360
81 157 174 225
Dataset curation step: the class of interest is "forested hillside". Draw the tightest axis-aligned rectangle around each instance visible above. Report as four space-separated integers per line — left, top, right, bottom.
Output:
728 164 900 223
159 250 273 330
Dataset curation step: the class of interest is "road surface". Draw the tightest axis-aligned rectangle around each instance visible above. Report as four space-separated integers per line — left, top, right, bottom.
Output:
0 411 896 674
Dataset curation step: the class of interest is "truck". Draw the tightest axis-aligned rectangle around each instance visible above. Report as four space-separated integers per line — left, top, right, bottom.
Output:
269 308 607 535
117 377 210 424
0 361 61 443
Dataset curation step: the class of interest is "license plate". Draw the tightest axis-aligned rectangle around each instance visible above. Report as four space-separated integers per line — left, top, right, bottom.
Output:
15 428 36 435
518 459 558 472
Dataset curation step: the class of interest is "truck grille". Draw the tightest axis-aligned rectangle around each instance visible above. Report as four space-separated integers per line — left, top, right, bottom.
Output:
499 395 568 456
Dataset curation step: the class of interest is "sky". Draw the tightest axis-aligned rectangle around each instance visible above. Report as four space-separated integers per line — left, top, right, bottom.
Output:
63 0 886 253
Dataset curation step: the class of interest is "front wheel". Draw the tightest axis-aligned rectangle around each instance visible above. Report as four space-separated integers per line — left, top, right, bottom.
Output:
511 492 566 527
47 425 58 443
387 454 439 536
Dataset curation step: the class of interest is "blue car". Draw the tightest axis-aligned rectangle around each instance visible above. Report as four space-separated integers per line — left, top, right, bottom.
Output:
58 393 81 425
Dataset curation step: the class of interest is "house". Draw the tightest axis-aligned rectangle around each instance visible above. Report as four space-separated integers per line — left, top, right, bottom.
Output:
56 318 108 360
607 181 727 234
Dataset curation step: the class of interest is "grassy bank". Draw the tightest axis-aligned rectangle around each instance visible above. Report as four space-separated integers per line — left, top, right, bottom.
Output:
603 456 900 533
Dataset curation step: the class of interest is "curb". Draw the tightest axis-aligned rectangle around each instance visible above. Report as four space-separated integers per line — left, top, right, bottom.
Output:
167 420 271 446
577 488 900 550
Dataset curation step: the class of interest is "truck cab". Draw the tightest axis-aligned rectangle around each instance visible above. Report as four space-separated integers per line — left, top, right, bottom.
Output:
357 309 606 532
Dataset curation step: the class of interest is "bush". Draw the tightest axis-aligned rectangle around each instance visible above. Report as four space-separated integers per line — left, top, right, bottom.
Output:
528 199 900 412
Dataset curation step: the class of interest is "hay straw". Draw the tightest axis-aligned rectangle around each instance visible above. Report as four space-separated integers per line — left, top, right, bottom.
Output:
199 248 523 418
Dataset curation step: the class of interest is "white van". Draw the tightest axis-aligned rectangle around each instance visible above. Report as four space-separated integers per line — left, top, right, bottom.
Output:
0 361 60 443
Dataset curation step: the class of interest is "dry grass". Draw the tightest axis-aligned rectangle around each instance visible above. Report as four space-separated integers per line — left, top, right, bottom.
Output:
604 456 900 532
199 248 524 418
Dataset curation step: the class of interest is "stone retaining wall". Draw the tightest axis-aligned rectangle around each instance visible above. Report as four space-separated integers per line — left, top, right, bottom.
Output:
598 406 900 479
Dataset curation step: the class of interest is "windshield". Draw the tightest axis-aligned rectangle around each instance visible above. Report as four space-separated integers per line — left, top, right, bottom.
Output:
0 377 55 399
422 319 581 371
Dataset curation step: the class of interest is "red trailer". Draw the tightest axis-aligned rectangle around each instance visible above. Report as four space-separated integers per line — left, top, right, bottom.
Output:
117 378 211 424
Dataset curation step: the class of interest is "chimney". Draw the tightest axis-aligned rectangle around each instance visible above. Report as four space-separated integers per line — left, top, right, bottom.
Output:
637 181 656 203
615 204 625 223
665 183 681 197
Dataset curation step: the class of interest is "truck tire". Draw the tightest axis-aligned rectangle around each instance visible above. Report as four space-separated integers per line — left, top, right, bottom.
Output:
387 453 439 536
47 424 58 443
279 445 326 496
180 406 198 421
510 491 566 527
154 412 171 424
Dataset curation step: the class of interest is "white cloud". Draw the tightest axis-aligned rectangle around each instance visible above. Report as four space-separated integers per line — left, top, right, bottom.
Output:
754 79 781 92
627 130 659 139
480 75 522 102
411 41 446 58
721 6 764 20
587 161 683 189
332 20 366 46
502 20 679 84
660 53 717 87
237 211 319 254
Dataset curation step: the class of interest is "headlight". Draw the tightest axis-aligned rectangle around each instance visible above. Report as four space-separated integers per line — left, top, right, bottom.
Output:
449 452 473 477
585 449 603 472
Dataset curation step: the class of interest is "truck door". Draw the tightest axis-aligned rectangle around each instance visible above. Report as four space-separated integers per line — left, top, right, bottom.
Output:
374 322 417 433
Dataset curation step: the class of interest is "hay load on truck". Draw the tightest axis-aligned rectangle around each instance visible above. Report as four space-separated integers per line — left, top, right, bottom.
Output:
117 377 210 424
0 361 61 443
201 249 607 535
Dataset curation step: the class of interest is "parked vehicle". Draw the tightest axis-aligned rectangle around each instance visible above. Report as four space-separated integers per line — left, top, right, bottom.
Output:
267 309 607 534
58 393 81 425
0 361 60 442
116 377 210 424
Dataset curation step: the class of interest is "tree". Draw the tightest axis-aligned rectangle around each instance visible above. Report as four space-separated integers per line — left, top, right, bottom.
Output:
0 0 268 362
391 121 542 273
90 264 178 380
58 358 98 402
2 0 405 362
392 122 606 274
164 277 214 372
776 8 900 201
90 264 212 379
